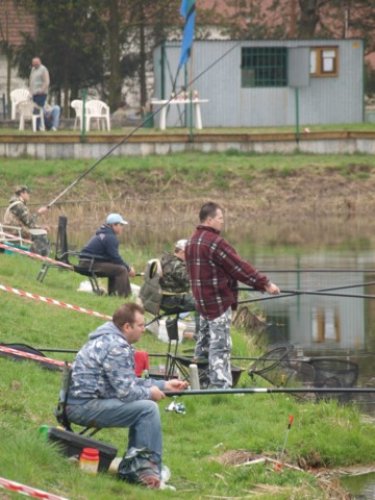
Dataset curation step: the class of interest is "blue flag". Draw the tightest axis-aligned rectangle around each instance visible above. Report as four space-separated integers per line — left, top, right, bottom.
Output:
178 0 196 68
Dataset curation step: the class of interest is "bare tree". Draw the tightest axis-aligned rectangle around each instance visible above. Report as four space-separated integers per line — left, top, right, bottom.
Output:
0 2 13 116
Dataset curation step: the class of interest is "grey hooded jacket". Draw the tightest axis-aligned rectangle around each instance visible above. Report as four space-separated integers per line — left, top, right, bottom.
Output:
68 321 165 403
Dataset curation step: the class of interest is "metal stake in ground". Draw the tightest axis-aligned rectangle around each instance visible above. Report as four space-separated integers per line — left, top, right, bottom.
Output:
274 415 294 471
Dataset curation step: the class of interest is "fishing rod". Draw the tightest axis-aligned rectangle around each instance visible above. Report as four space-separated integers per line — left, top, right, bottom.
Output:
239 279 375 295
47 41 243 209
19 345 375 362
237 280 375 304
165 387 375 397
281 290 375 300
34 347 168 359
259 269 375 273
238 292 375 305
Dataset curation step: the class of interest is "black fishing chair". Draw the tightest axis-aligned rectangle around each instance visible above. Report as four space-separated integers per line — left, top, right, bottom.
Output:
36 214 72 283
55 362 101 437
36 216 106 295
37 250 107 295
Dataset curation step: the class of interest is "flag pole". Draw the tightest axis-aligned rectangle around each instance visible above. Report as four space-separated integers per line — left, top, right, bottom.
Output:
188 40 194 139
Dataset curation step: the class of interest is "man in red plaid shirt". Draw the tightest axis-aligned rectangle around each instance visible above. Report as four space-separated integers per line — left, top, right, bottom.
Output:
185 202 280 388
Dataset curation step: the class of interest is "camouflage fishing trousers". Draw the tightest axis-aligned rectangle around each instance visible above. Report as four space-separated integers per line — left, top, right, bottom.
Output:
194 308 232 388
31 234 50 257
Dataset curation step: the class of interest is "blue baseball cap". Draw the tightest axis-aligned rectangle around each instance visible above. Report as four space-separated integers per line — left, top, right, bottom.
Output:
106 213 128 225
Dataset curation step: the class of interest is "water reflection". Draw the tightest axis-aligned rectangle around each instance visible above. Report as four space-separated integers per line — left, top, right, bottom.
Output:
246 252 375 414
249 253 375 352
341 472 375 500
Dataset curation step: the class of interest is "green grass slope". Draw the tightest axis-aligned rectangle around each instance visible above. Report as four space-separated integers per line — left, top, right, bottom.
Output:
0 251 374 499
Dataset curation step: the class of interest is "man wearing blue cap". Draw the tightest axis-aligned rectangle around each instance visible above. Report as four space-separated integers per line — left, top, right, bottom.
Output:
79 213 135 297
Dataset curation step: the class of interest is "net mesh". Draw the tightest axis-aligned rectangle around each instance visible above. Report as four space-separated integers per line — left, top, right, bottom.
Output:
248 346 359 401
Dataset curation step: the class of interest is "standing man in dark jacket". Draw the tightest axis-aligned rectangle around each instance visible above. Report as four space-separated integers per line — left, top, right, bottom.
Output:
185 202 280 388
79 213 135 297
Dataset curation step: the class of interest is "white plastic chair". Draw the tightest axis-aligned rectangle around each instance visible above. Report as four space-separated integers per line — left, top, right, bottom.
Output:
10 88 31 120
0 223 25 246
70 99 84 130
85 99 111 131
17 100 45 132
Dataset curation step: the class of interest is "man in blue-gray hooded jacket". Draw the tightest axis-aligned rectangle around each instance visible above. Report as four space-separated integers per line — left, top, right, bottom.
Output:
66 302 188 489
79 213 135 297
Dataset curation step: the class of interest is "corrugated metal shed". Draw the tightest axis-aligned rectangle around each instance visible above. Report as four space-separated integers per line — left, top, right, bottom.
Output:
153 39 364 127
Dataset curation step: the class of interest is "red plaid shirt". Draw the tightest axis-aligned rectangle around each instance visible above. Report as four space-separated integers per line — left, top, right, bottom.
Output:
185 225 269 320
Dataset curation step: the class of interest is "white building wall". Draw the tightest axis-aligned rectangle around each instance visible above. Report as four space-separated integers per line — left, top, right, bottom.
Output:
153 39 364 127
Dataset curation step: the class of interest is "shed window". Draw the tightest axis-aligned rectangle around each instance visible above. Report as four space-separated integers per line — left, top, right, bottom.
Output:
241 47 288 87
310 47 338 77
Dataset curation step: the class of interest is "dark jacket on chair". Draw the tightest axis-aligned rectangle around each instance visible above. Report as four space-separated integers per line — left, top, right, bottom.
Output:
80 224 130 270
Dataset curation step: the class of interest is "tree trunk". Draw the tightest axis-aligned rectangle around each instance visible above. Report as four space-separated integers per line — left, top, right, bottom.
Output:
6 50 12 119
298 0 320 37
289 0 298 37
139 5 147 109
108 0 122 111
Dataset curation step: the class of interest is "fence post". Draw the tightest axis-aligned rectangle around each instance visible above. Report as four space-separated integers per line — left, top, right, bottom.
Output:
80 89 87 142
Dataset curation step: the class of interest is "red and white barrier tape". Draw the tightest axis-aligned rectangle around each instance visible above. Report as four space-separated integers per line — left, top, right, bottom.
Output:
0 243 73 270
0 345 66 368
0 476 69 500
1 231 33 245
0 283 111 321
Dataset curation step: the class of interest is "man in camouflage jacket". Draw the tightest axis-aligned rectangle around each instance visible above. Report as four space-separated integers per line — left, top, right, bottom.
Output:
3 185 49 255
66 303 187 488
159 239 196 314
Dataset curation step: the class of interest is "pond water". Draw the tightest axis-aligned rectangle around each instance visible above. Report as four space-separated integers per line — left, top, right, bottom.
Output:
245 252 375 413
244 251 375 499
341 472 375 500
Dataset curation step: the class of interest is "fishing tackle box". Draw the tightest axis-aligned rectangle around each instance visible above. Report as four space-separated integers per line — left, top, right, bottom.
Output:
48 426 118 472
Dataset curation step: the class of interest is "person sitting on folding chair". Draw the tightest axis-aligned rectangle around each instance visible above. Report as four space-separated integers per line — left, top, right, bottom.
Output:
3 185 50 256
139 239 199 337
79 213 135 297
65 302 188 489
159 239 196 314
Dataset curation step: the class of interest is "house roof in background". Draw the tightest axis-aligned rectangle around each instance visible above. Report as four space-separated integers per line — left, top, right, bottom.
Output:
0 0 35 47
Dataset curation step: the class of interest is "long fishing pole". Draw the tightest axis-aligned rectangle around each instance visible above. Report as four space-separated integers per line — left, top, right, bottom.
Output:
259 269 375 273
165 387 375 397
239 279 375 295
34 347 168 359
237 280 375 304
20 345 375 362
47 41 243 209
281 290 375 299
238 292 375 305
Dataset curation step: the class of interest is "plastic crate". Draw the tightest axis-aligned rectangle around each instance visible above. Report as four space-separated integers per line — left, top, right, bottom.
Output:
48 426 118 472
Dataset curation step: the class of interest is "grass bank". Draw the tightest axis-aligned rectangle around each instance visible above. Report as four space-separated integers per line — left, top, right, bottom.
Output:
2 152 375 251
0 251 374 499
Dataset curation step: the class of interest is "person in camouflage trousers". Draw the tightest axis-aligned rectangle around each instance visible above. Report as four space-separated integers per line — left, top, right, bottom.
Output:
185 202 280 388
3 185 50 256
159 239 196 314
